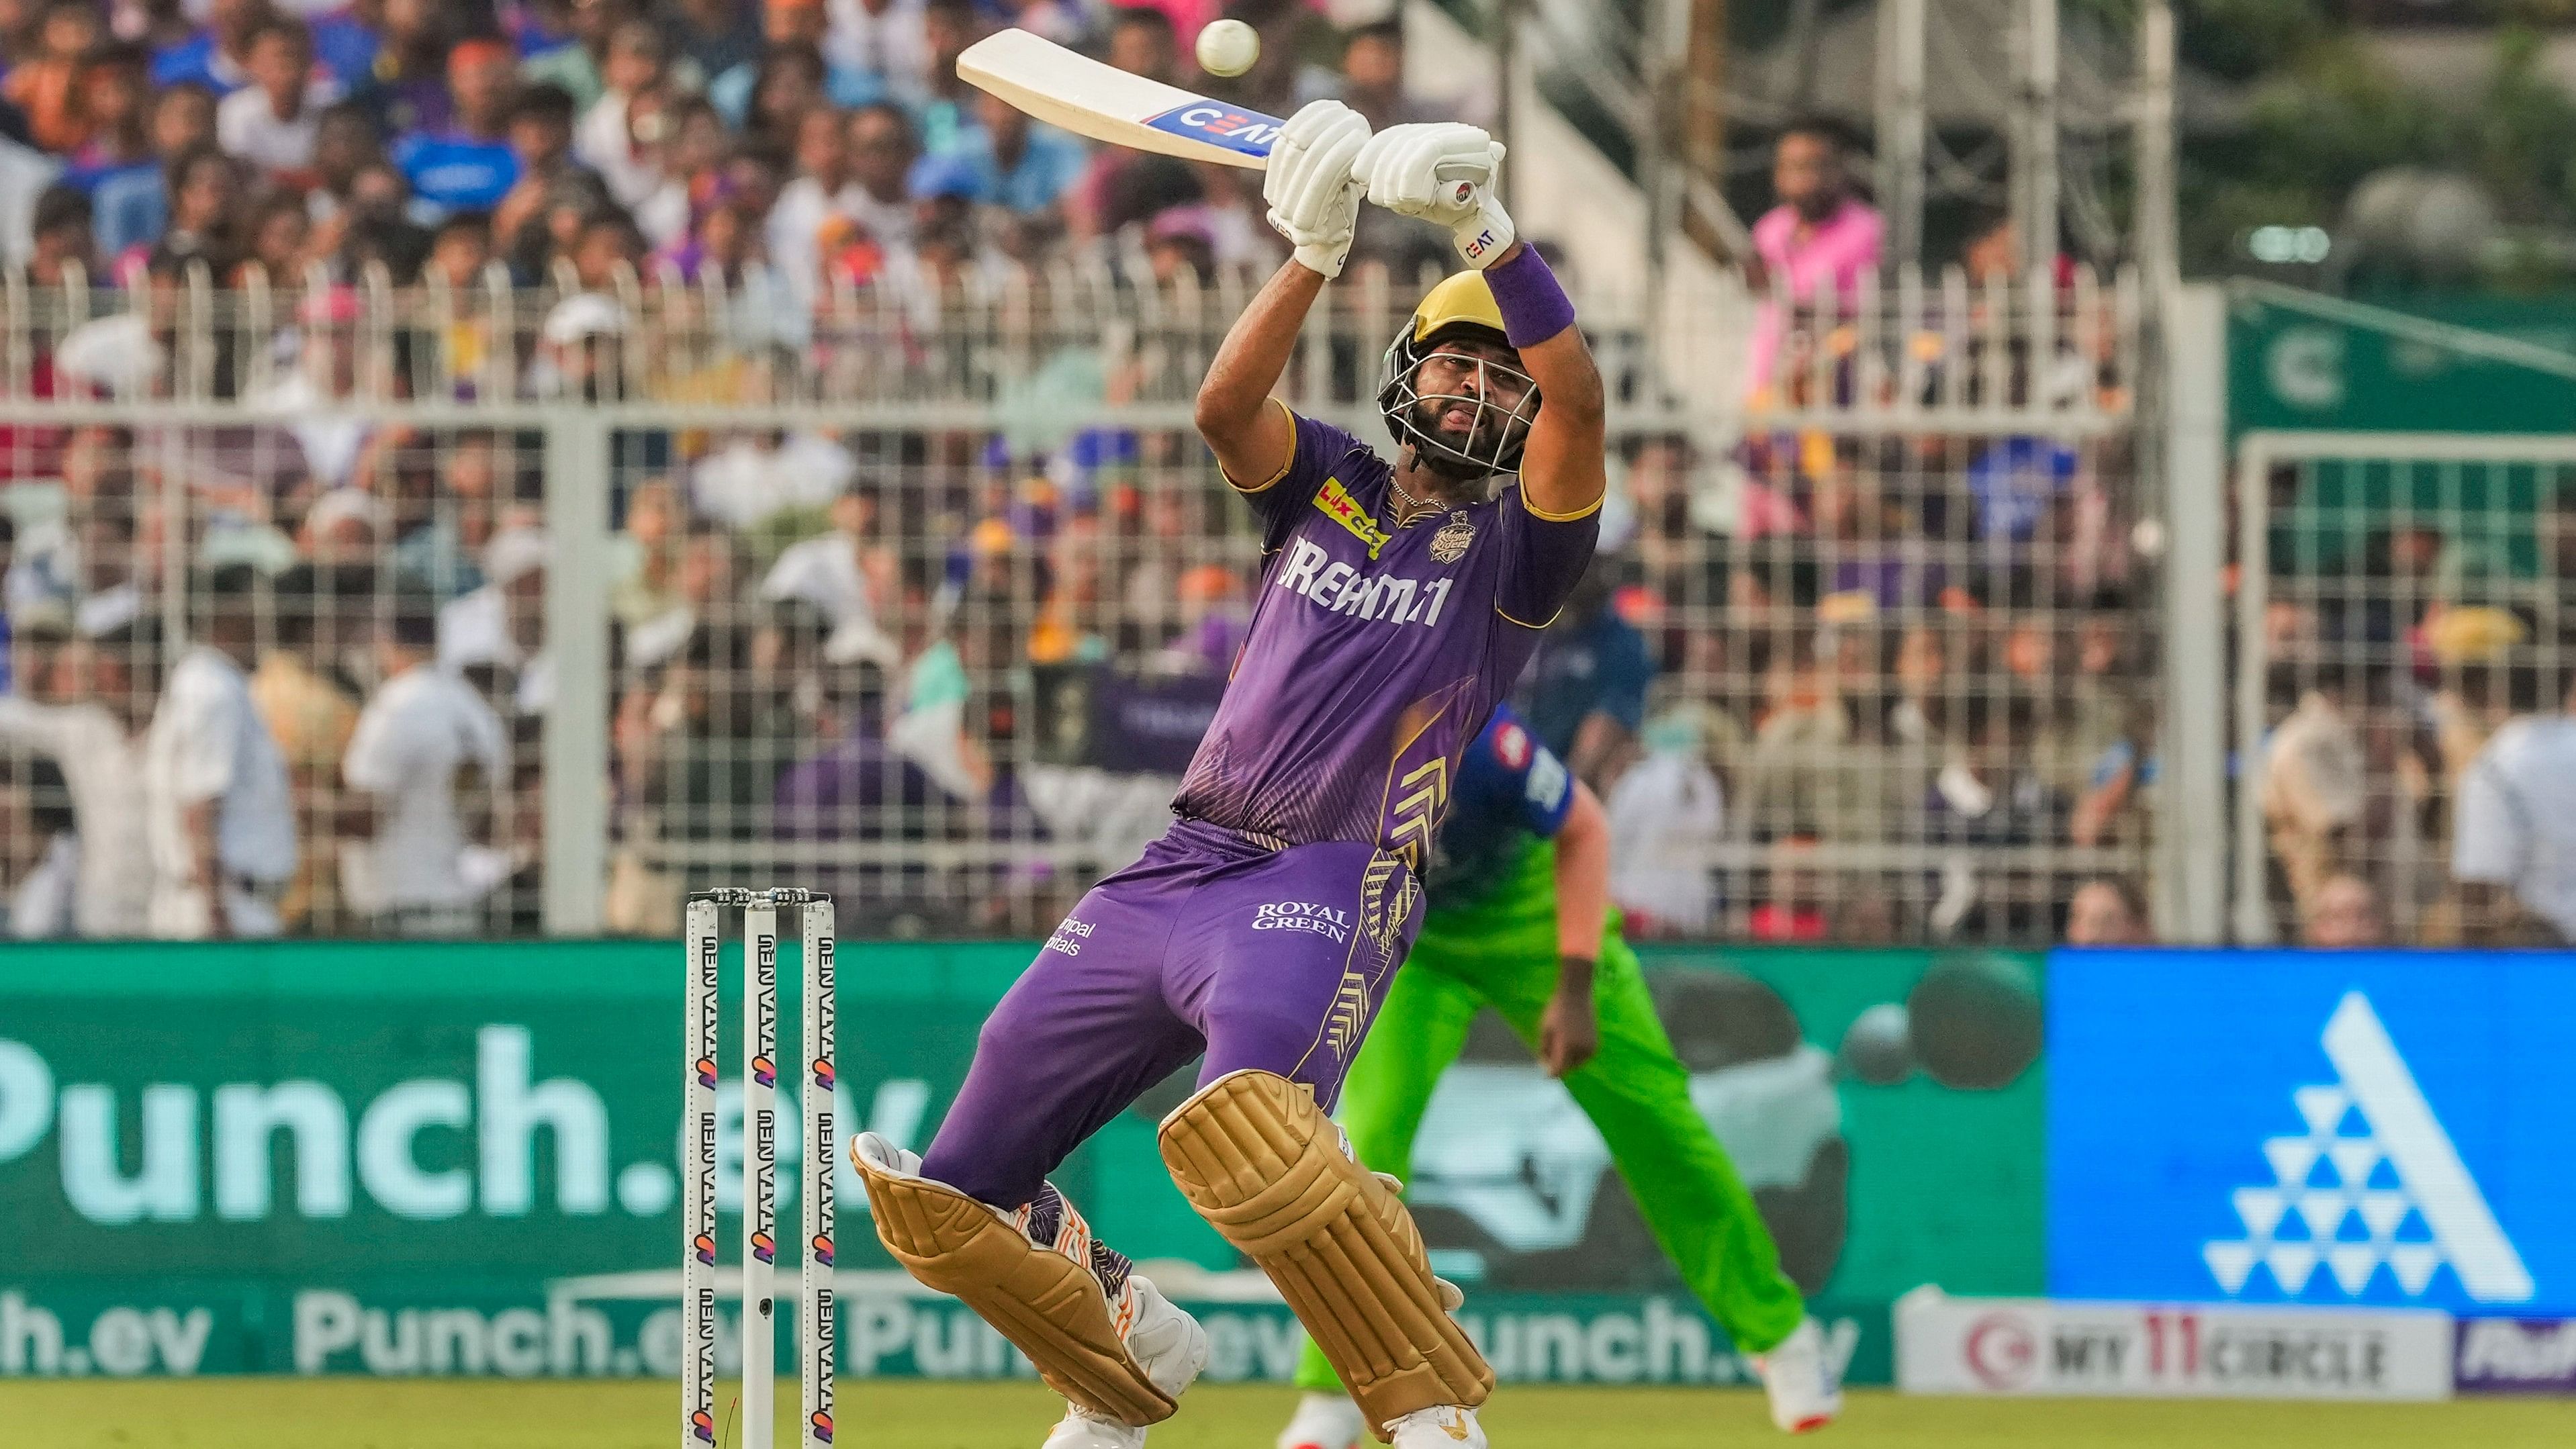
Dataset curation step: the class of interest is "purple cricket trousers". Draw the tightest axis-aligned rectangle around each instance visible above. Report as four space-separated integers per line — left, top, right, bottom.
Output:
918 818 1425 1208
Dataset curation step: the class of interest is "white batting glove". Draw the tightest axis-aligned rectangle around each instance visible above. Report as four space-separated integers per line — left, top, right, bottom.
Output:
1262 99 1373 279
1352 122 1517 267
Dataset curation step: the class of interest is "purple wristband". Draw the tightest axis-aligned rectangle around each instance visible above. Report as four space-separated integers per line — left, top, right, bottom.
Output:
1485 245 1576 350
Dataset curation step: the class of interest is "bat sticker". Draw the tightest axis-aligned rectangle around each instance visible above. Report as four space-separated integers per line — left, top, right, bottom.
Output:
1144 103 1285 160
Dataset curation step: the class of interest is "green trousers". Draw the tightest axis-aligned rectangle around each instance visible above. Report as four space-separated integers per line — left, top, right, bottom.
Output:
1291 847 1808 1392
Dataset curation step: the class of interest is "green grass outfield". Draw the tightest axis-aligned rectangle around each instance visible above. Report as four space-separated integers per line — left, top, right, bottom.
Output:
11 1381 2574 1448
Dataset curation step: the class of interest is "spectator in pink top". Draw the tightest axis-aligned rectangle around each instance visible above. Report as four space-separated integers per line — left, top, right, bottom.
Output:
1745 121 1883 404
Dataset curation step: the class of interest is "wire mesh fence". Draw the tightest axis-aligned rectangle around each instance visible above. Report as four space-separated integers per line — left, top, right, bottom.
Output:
2233 432 2576 949
0 259 2148 943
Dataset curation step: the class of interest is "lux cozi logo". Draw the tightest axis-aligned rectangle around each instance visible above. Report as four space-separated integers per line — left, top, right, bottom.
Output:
1276 537 1455 626
1315 477 1389 557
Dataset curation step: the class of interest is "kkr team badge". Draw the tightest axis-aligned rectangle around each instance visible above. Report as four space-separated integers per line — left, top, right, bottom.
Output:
1430 511 1476 563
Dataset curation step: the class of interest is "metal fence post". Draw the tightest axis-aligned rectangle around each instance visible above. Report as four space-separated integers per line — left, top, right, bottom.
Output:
2157 283 2229 943
2232 431 2276 945
543 416 612 935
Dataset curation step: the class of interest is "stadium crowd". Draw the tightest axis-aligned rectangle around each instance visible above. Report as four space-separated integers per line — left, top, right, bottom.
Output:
0 1 2198 947
0 0 1457 300
2250 492 2576 950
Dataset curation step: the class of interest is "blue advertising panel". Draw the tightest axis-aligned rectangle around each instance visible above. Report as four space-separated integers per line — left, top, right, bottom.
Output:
2048 949 2576 1315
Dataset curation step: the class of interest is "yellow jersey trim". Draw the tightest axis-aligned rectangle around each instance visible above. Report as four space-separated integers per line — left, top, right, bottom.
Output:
1521 486 1605 523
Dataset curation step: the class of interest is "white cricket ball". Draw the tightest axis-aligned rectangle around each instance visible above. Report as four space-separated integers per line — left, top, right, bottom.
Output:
1196 19 1260 79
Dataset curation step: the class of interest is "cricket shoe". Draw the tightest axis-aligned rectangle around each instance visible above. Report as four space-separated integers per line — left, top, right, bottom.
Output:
1385 1404 1487 1448
1275 1391 1365 1449
1751 1317 1842 1433
1038 1274 1209 1449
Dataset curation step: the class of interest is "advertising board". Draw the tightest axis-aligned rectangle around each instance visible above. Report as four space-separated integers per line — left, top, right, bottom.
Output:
2050 949 2575 1323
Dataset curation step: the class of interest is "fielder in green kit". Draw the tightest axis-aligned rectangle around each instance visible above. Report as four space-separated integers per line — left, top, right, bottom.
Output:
1275 706 1841 1448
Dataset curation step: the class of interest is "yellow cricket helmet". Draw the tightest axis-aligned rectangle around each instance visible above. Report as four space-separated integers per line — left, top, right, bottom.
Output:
1377 271 1540 477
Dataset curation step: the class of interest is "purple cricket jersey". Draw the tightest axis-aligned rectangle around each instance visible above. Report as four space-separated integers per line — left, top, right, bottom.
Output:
909 410 1598 1212
1175 410 1601 871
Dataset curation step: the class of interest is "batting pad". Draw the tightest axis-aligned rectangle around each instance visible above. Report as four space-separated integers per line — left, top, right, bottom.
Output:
853 1150 1177 1425
1159 1070 1493 1437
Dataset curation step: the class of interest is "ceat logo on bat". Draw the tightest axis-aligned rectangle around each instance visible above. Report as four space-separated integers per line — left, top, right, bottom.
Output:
751 1230 776 1263
692 1409 717 1443
813 1058 835 1090
694 1233 717 1265
812 1233 834 1266
1493 721 1531 769
694 1057 719 1088
1145 101 1285 160
811 1410 835 1443
751 1055 777 1087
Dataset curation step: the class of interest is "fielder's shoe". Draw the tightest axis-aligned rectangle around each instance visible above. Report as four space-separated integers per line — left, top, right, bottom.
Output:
1385 1404 1487 1448
1037 1274 1209 1448
1276 1391 1365 1449
1751 1317 1842 1433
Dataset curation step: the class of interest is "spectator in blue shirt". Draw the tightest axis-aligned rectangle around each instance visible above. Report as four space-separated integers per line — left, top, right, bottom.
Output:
149 0 271 96
945 90 1084 216
64 46 153 182
1968 435 2079 548
63 46 159 254
906 148 993 285
89 79 218 258
392 40 520 219
508 0 580 58
308 0 385 91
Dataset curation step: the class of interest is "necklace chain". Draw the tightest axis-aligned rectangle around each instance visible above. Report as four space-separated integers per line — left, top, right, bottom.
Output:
1389 473 1444 526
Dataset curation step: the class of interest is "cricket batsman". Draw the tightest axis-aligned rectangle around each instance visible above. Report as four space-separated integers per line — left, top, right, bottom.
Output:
853 101 1604 1449
1275 706 1843 1449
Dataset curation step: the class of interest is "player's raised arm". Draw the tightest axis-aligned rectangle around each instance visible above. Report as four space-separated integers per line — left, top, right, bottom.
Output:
1352 126 1608 520
1194 101 1371 489
1491 246 1607 520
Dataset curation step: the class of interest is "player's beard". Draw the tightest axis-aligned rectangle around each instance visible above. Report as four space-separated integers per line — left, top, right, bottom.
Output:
1408 395 1509 487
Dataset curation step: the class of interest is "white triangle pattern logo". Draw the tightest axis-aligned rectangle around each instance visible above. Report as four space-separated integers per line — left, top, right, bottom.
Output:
2201 991 2535 1304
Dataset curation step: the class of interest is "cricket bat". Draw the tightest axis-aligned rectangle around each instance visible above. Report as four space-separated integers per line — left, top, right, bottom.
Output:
956 29 1285 170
